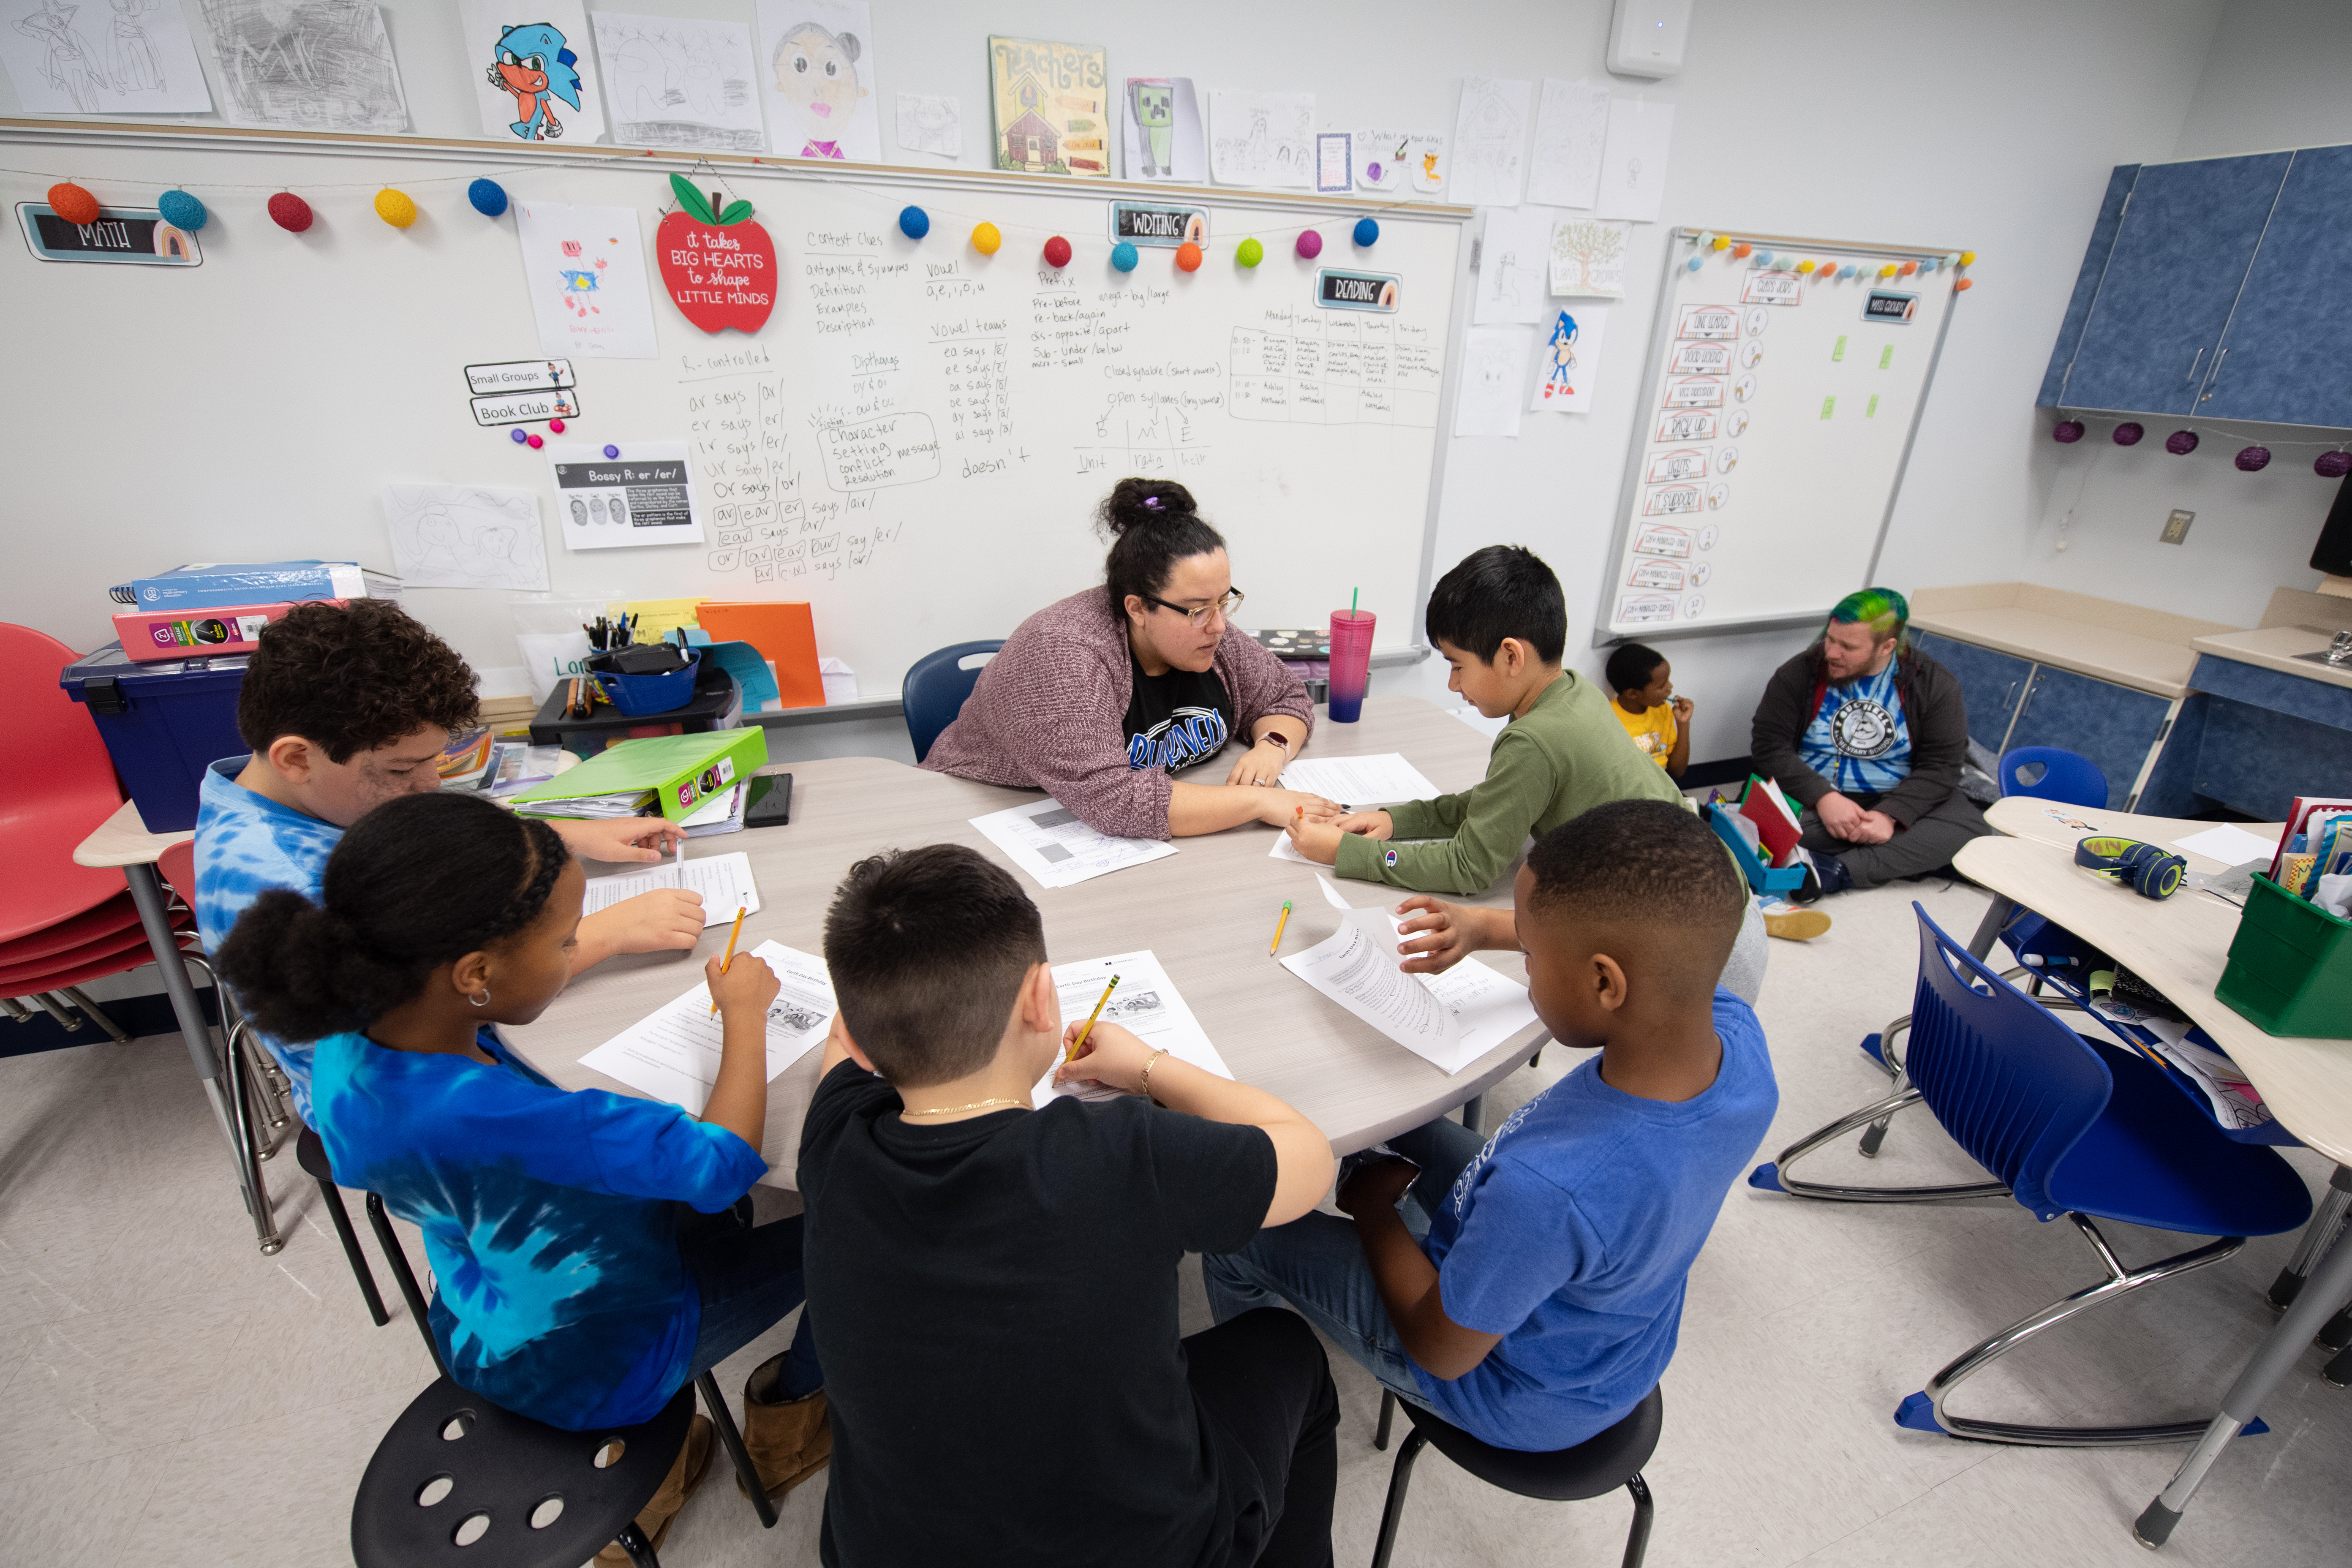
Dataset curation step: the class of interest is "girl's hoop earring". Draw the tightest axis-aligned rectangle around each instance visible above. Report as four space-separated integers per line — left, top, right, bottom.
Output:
468 989 492 1007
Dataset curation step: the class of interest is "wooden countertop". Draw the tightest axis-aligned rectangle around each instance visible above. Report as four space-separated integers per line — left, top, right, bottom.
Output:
1909 607 2201 698
2191 625 2352 693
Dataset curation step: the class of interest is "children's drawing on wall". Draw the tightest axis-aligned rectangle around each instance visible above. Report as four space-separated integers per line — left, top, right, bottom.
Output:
1121 75 1202 182
894 91 957 157
1448 76 1529 206
197 0 407 132
1471 204 1551 326
1529 304 1609 415
1351 128 1442 196
1549 216 1627 297
513 201 661 359
593 11 764 152
456 1 604 144
381 484 550 591
1208 90 1313 189
757 0 877 161
1594 98 1673 223
1453 324 1530 440
1525 76 1608 209
987 35 1109 177
0 0 212 113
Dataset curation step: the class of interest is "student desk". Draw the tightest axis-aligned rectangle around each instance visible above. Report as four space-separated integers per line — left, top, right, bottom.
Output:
505 695 1546 1189
1955 799 2352 1549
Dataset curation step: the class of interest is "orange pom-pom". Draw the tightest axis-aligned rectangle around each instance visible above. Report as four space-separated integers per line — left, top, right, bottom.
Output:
48 182 100 225
1898 259 1917 276
1954 277 1974 291
1175 240 1203 272
1731 242 1753 259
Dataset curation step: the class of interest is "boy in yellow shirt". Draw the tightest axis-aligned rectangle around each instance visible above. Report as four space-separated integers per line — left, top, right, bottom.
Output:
1605 643 1690 781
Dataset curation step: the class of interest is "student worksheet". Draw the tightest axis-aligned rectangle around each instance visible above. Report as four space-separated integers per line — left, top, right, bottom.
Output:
969 797 1177 890
1278 753 1442 807
1035 950 1233 1108
580 940 835 1113
583 850 759 928
1282 908 1537 1074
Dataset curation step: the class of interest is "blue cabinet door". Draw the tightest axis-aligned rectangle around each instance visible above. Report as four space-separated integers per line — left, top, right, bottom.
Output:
2003 667 2172 811
1911 634 2033 753
2056 153 2291 416
2203 144 2352 427
2039 165 2140 408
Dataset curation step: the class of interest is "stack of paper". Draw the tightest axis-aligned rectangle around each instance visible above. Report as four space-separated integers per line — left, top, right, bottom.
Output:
580 940 837 1115
1282 907 1536 1074
680 784 746 837
1036 951 1233 1108
517 791 655 819
970 797 1177 890
585 851 760 928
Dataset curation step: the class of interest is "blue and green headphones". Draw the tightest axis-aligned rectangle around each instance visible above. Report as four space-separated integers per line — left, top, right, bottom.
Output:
2073 836 2186 901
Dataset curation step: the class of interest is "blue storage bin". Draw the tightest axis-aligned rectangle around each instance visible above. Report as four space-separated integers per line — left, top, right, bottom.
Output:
593 648 701 716
57 642 248 832
1706 803 1806 894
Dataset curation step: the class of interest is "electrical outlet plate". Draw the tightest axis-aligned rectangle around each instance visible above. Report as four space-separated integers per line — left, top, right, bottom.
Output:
2161 509 2194 545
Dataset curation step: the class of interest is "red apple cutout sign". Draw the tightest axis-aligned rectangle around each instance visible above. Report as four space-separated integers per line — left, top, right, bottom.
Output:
656 174 775 334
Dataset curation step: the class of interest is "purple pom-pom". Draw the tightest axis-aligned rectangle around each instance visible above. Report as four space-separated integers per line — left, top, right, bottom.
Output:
2317 451 2352 479
2165 430 2200 455
2112 422 2144 446
2053 420 2084 444
2235 445 2271 472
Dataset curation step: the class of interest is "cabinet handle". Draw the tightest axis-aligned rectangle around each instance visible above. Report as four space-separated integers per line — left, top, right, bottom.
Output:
2200 347 2228 402
2184 346 2205 384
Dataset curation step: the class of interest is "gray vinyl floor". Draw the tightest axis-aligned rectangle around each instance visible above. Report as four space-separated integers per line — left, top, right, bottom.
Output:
3 874 2348 1568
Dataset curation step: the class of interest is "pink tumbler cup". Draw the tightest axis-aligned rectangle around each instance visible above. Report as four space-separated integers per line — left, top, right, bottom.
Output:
1328 610 1375 723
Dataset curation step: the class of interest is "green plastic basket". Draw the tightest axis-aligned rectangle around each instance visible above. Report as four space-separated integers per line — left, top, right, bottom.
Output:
2216 874 2352 1039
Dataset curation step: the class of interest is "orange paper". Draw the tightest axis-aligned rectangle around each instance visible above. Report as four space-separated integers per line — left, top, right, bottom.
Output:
696 601 825 708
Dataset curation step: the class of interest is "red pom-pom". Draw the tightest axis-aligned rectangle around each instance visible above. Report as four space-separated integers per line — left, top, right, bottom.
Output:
268 192 314 233
47 182 100 225
1043 235 1072 268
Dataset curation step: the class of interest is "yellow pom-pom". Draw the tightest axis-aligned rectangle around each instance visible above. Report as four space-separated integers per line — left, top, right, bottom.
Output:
375 188 418 229
972 221 1002 255
1958 250 1976 266
1878 262 1898 277
1796 259 1815 274
1711 234 1731 250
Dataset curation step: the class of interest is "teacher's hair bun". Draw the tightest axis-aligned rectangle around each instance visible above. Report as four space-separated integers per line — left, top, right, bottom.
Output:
1100 476 1198 534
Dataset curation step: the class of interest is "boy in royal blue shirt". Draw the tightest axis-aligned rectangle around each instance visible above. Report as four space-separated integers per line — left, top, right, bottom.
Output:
1205 799 1777 1451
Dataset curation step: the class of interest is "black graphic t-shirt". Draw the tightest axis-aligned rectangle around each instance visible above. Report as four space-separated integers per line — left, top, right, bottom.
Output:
1123 656 1235 771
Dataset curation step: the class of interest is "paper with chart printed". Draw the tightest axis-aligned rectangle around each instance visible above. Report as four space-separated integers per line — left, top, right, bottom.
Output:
581 940 836 1113
970 796 1176 890
1282 908 1535 1074
1032 950 1233 1108
583 850 760 929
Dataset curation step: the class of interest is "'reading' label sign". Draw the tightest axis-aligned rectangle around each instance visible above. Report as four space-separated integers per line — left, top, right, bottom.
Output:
1315 268 1399 312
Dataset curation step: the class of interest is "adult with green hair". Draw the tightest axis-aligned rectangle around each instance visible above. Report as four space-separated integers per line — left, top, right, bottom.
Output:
1748 587 1991 897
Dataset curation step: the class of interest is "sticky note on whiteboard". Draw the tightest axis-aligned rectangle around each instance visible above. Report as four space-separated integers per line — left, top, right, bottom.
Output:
1820 396 1836 419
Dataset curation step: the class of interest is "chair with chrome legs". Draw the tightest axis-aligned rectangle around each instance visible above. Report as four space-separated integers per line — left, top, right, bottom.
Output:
1815 906 2311 1445
1367 1386 1660 1568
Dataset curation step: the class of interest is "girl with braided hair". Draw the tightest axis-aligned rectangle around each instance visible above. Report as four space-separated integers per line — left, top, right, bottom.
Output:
216 791 829 1560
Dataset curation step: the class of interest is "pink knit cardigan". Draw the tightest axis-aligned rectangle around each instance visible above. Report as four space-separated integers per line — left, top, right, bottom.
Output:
920 589 1314 840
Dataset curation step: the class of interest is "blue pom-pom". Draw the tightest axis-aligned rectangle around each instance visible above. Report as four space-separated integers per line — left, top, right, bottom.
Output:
898 204 929 240
156 188 207 231
1685 256 1703 271
467 178 509 218
1111 240 1138 272
1353 217 1379 247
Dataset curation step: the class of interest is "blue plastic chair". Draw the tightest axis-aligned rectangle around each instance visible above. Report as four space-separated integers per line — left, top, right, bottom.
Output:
1762 905 2311 1446
902 640 1004 764
1997 744 2110 808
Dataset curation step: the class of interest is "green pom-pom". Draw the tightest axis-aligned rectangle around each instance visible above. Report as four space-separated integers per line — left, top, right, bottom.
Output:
1236 237 1265 268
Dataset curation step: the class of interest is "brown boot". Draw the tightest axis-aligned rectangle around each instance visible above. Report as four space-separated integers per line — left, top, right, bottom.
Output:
737 1352 831 1500
595 1413 714 1565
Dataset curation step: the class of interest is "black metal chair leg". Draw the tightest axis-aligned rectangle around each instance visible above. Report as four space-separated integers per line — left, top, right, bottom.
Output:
2314 1297 2352 1353
316 1178 389 1326
1367 1426 1429 1568
1622 1473 1654 1568
2324 1342 2351 1388
698 1371 779 1529
1374 1389 1395 1451
365 1192 447 1375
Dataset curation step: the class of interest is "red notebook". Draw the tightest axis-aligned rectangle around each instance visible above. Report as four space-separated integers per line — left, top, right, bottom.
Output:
1738 774 1805 866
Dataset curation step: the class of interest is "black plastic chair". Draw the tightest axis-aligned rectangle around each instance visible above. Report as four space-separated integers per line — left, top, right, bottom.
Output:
297 1125 388 1326
1368 1386 1661 1568
351 1374 693 1568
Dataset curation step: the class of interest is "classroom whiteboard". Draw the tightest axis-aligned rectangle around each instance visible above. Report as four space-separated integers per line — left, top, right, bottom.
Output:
0 126 1471 700
1595 229 1960 643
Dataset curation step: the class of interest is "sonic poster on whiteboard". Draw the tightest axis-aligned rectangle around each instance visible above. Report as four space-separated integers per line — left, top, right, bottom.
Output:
17 203 199 265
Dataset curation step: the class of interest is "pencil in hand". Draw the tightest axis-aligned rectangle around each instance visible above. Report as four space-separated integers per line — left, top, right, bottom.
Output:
1066 975 1120 1063
708 905 748 1016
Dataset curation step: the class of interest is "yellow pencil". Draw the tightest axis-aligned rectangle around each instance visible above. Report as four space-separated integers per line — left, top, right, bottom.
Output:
708 905 748 1015
1066 974 1120 1062
1269 899 1293 957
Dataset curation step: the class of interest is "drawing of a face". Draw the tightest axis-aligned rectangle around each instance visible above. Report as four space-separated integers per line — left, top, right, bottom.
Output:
1130 81 1174 171
495 45 548 95
775 23 864 135
569 499 588 525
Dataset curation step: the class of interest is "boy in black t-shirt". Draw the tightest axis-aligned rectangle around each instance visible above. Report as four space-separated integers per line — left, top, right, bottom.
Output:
798 844 1340 1568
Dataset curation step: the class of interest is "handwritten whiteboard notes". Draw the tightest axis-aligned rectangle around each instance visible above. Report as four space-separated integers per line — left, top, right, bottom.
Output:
1229 312 1440 428
818 414 940 490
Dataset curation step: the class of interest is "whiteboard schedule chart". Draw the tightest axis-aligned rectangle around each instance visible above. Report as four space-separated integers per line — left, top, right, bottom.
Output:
1596 231 1960 641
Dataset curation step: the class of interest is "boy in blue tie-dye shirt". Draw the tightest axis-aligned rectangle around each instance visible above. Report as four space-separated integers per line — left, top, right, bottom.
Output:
194 602 707 1119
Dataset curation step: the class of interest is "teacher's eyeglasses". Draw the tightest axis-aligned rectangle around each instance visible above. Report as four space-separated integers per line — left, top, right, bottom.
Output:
1143 589 1245 630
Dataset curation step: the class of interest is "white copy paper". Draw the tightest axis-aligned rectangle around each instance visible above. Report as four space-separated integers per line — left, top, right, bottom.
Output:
2170 824 2279 867
455 0 605 145
381 483 547 591
1449 77 1530 206
970 796 1177 890
1033 950 1233 1108
894 92 961 158
1454 326 1532 439
1526 78 1609 209
1594 98 1674 223
0 0 212 113
1282 909 1537 1075
1529 304 1610 416
1208 90 1314 188
1279 754 1441 807
1473 206 1555 325
580 940 835 1114
546 440 705 550
584 850 760 928
758 0 881 161
513 201 661 359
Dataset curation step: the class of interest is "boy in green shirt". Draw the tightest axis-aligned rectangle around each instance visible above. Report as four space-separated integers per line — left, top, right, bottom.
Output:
1285 545 1684 896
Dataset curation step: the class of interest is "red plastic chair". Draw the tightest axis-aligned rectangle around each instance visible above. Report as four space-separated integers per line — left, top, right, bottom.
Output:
0 890 143 964
0 624 128 944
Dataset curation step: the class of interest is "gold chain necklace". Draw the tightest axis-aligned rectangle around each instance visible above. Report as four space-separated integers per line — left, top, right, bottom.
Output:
902 1097 1028 1118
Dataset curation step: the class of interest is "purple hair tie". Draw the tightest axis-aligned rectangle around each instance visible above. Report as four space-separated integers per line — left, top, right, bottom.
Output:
1143 496 1162 510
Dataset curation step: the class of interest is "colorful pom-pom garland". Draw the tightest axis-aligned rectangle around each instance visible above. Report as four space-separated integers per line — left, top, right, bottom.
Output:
1110 240 1138 272
1352 217 1379 247
2235 445 2271 472
48 181 100 224
1296 229 1324 260
2165 430 2200 456
1175 241 1203 272
157 188 207 231
1236 237 1264 268
268 192 314 233
971 222 1001 255
2318 451 2352 479
374 188 418 229
2113 422 2145 446
1043 234 1072 268
468 179 509 218
2053 420 2085 444
898 205 929 240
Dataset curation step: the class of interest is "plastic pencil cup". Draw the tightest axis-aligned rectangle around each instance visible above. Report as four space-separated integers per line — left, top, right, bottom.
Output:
1328 610 1376 723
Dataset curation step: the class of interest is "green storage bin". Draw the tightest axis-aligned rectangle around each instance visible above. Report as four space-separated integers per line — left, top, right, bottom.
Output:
2216 874 2352 1038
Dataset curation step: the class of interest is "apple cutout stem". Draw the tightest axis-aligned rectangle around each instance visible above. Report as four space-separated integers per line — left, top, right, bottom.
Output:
657 173 776 335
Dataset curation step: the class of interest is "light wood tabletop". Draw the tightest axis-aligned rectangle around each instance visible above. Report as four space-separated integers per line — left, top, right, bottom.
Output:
506 695 1546 1188
72 799 194 869
1963 799 2349 1166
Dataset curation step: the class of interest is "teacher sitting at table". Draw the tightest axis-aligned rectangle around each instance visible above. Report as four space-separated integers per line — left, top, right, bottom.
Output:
921 477 1337 839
